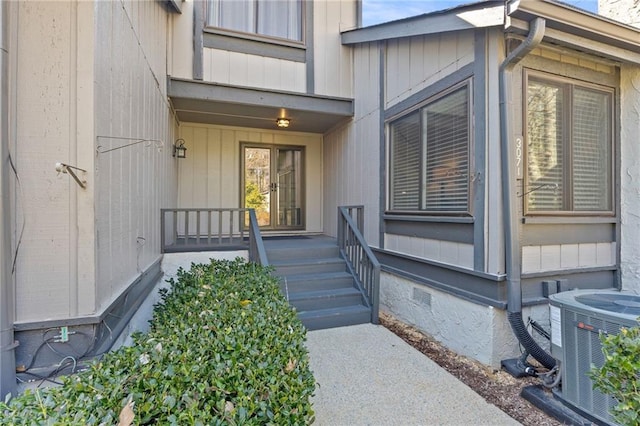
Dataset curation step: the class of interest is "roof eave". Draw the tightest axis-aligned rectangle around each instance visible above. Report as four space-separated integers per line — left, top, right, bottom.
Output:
341 1 505 45
507 0 640 62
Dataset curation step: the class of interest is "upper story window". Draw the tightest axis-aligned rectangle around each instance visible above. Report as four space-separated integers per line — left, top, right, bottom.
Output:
207 0 303 42
525 71 613 214
388 82 471 214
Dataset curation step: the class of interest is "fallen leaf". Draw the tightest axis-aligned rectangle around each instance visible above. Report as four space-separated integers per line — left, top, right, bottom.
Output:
118 399 135 426
224 400 235 413
240 299 251 307
285 358 297 373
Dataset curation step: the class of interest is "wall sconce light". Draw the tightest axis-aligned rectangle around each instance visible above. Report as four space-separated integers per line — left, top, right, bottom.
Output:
173 138 187 158
276 117 290 128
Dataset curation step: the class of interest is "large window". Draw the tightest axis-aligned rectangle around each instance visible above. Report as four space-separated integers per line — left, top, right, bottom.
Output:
207 0 303 42
389 83 471 214
525 73 613 213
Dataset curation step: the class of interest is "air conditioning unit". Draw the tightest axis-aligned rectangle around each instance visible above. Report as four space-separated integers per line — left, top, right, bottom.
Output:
549 290 640 425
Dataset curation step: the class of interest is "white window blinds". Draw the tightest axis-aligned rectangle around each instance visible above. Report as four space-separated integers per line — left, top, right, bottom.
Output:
526 76 612 213
390 112 421 210
423 87 469 212
572 88 611 211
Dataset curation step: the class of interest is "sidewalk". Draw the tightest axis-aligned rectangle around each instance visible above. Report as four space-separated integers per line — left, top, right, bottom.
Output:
306 323 520 426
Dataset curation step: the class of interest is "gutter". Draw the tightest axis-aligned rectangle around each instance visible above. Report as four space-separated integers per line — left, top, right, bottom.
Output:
498 17 556 370
0 0 17 399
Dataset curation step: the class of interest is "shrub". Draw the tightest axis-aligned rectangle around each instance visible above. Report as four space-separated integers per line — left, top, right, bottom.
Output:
0 258 315 425
589 325 640 426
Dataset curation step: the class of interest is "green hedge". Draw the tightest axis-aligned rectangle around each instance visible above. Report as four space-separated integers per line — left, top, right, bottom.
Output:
589 325 640 426
0 258 315 425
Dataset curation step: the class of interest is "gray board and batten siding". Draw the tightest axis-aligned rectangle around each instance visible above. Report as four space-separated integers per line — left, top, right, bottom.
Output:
370 28 619 308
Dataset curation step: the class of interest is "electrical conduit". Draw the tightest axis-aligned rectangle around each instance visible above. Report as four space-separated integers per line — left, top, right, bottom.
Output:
499 17 556 370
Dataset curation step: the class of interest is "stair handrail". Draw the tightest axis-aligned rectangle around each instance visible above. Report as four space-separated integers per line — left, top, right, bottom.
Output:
338 206 380 324
248 209 269 266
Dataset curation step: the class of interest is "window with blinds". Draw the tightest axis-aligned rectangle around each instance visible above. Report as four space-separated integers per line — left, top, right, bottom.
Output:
389 83 471 214
208 0 303 42
525 74 612 213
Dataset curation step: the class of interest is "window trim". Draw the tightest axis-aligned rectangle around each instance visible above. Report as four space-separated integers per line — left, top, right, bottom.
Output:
386 79 474 216
205 0 306 47
523 69 615 217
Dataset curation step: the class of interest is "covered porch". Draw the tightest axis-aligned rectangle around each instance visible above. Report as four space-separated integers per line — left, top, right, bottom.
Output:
160 205 380 329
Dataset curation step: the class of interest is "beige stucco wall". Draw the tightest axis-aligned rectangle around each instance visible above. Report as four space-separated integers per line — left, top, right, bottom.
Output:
12 0 176 324
599 0 640 27
177 123 323 233
618 65 640 293
380 271 550 368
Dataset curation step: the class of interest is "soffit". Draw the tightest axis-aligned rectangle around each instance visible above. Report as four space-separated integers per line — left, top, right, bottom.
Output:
168 78 354 134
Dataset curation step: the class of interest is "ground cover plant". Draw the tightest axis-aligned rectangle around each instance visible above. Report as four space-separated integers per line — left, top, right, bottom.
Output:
0 258 315 425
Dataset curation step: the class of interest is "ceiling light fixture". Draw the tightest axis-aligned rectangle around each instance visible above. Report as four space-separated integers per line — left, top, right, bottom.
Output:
276 117 290 128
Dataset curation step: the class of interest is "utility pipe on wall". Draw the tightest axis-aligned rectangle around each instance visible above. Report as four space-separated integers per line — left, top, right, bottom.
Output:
499 17 556 370
0 0 17 398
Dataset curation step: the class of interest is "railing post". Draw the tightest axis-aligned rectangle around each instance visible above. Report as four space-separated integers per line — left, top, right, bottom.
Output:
337 207 344 249
160 210 166 253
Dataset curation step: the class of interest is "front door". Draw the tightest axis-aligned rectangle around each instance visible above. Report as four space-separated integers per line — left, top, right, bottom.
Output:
242 144 304 230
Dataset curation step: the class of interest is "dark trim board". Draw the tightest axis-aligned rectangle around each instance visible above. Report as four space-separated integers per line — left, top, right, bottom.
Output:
374 248 508 308
384 220 474 244
376 249 617 310
14 258 163 370
521 223 615 246
203 32 307 62
521 269 617 305
384 63 474 120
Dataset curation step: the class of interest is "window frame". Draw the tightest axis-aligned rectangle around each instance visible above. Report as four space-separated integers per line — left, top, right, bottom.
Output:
386 79 474 216
205 0 306 47
523 69 615 217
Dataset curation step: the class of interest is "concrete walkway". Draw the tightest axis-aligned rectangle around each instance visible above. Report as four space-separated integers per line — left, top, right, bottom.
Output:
306 323 520 426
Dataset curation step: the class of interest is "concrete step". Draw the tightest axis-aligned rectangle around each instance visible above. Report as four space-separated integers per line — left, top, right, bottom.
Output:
298 305 372 331
287 287 365 312
271 257 346 276
278 271 355 294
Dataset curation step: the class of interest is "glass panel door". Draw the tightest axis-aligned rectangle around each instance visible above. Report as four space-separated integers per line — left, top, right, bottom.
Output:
242 145 304 230
276 148 303 227
244 147 271 227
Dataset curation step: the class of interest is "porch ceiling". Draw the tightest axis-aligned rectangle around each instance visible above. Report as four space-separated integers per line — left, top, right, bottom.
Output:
168 78 354 134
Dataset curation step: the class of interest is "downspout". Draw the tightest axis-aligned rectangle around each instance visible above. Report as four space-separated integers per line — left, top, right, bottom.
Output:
0 0 17 398
499 17 556 370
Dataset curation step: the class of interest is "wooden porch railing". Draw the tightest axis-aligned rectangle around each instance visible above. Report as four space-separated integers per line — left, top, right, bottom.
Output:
337 205 380 324
248 209 269 266
161 208 268 265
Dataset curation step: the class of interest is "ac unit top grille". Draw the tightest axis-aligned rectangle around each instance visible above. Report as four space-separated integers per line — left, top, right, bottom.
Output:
575 293 640 316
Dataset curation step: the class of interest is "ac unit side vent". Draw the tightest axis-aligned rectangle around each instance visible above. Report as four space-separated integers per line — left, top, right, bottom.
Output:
550 290 640 426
